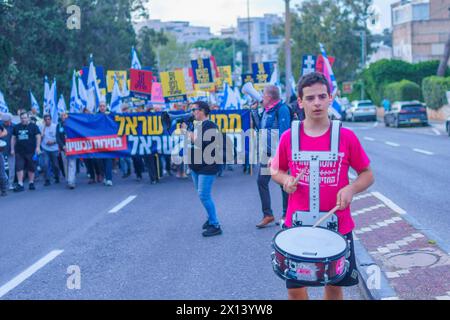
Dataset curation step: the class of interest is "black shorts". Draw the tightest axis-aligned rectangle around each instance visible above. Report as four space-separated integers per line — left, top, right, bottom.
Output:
15 153 36 173
286 232 359 289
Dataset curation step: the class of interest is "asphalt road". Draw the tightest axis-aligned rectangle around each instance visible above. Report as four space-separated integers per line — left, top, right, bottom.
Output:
0 164 364 299
344 120 450 250
2 119 447 300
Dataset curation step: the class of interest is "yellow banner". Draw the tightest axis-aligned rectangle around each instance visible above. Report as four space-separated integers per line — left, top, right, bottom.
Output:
106 70 127 93
215 66 232 89
160 70 187 98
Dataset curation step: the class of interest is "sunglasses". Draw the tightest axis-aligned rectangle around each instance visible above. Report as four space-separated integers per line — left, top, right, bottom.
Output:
191 108 200 111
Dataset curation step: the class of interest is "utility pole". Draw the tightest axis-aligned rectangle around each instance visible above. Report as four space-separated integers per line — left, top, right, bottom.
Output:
247 0 252 72
285 0 292 102
360 30 366 100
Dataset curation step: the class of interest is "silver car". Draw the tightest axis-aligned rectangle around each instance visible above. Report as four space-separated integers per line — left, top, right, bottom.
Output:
346 100 377 122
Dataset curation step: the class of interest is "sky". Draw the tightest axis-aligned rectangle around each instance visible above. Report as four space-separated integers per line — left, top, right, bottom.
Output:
146 0 397 35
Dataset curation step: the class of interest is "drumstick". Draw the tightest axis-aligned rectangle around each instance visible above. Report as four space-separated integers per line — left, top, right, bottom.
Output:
312 205 340 228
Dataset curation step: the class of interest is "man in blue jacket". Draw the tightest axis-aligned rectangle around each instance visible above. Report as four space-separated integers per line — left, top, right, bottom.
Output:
251 85 291 228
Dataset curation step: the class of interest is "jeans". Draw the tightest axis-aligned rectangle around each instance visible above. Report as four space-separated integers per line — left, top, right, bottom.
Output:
257 164 288 218
103 158 113 181
191 171 219 227
119 157 132 176
143 154 159 182
42 150 60 181
0 155 7 192
61 152 77 185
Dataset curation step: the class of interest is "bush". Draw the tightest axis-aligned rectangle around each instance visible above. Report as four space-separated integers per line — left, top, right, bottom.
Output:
384 80 422 102
360 59 449 105
422 76 450 110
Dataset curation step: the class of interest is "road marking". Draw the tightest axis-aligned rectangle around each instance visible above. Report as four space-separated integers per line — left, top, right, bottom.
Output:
373 122 379 128
0 250 64 298
109 195 137 213
351 204 386 217
371 192 406 215
413 148 434 156
431 128 441 136
385 141 400 147
364 137 375 141
353 193 373 201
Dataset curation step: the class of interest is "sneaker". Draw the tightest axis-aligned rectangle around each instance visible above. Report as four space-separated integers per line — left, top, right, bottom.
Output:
44 180 50 186
202 225 222 237
202 220 210 230
29 183 36 190
14 185 24 192
105 180 113 186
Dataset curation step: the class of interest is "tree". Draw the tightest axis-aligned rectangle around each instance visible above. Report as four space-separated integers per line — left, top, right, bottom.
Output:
437 34 450 77
157 34 192 72
0 0 149 112
136 27 168 72
276 0 374 83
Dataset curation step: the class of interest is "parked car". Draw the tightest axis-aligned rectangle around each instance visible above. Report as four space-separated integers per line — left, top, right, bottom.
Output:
446 116 450 136
346 100 377 122
384 101 428 128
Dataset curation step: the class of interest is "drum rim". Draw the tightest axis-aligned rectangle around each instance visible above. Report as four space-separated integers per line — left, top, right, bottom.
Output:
272 226 349 262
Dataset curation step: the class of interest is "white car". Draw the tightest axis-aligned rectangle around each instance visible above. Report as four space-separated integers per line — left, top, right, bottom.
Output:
346 100 377 122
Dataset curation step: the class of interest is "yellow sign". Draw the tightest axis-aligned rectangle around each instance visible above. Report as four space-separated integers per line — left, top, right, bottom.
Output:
106 70 127 93
215 66 232 89
160 70 187 102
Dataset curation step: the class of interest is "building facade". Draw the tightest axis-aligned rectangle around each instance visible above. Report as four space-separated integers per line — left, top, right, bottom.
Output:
392 0 450 63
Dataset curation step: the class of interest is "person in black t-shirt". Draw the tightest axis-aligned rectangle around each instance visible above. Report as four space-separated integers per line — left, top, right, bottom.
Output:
185 101 222 237
11 112 41 192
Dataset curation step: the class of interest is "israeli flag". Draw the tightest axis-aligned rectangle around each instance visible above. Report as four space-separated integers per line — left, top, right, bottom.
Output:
30 91 40 114
87 54 101 111
233 86 243 109
319 43 341 119
221 83 239 110
78 76 88 109
69 71 82 113
110 75 122 113
289 75 297 98
43 76 50 115
121 74 130 98
269 64 282 98
48 79 59 123
131 46 142 70
57 94 67 115
86 87 96 113
0 90 9 113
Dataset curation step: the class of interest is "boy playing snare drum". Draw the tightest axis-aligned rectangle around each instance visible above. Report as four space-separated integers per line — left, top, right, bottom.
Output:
270 72 374 300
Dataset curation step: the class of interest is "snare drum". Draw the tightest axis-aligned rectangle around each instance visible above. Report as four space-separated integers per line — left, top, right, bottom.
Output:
271 226 349 286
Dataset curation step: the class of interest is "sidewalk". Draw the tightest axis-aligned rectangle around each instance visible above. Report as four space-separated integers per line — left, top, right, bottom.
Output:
352 191 450 300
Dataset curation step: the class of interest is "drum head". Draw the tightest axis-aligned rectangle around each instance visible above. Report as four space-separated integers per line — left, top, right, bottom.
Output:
274 227 347 259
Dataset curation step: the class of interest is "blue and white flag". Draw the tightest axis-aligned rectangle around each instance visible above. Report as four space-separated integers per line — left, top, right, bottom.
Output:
43 76 51 115
319 43 341 119
0 90 9 113
30 91 40 114
48 79 58 123
269 64 283 98
110 75 122 113
220 83 239 110
289 75 297 98
70 71 82 113
87 54 101 111
78 76 88 109
57 94 67 115
121 74 130 98
131 46 142 70
86 87 96 113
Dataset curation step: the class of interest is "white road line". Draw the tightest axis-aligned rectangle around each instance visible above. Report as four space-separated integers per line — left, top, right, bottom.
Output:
385 141 400 147
373 122 379 128
432 128 441 136
371 192 406 215
0 250 64 298
109 195 137 213
364 137 375 141
413 148 434 156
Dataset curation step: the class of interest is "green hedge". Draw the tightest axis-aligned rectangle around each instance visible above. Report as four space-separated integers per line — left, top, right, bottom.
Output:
384 80 422 102
360 59 448 105
422 76 450 110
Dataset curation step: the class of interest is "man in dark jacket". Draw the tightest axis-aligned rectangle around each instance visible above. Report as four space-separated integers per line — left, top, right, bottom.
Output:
251 85 291 228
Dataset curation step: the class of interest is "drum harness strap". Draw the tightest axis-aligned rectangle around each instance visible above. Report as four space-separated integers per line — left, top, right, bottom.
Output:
290 120 341 232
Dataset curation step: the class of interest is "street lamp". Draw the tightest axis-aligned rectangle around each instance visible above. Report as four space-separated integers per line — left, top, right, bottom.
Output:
284 0 292 102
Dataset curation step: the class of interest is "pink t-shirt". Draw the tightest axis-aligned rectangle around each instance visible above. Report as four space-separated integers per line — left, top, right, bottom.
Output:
270 123 370 235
